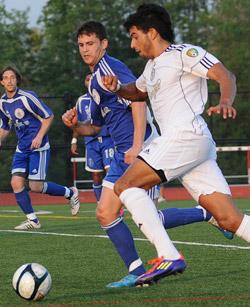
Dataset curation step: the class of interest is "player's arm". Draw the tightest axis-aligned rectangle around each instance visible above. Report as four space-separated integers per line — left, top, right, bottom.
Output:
206 62 237 119
62 108 101 136
125 101 147 164
31 115 54 149
71 131 79 155
102 75 147 101
0 128 10 147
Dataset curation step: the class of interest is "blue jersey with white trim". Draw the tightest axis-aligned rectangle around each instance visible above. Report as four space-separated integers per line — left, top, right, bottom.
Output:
76 92 110 145
0 88 53 152
88 53 153 152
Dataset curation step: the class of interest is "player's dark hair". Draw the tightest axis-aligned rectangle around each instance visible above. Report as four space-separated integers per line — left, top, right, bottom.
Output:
77 21 107 41
124 3 175 43
0 65 22 85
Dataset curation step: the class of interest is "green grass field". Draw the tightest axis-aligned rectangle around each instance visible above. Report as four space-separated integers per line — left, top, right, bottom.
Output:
1 199 250 307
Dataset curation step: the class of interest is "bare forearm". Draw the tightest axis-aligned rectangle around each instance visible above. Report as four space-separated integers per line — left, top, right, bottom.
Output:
37 116 54 139
219 72 236 106
131 101 147 150
208 63 237 106
117 82 148 101
73 122 101 136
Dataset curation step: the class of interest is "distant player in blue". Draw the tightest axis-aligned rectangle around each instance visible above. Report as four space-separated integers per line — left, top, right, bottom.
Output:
71 74 114 202
62 21 233 288
0 66 80 230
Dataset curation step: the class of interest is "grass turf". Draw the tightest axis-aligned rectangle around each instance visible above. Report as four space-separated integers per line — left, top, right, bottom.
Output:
0 199 250 306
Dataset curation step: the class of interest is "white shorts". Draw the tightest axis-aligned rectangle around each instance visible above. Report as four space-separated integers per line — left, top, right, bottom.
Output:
139 131 231 201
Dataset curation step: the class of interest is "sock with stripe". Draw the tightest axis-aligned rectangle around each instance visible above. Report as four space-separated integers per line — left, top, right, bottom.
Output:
158 206 210 229
15 188 38 223
42 182 73 198
93 183 102 202
103 216 145 276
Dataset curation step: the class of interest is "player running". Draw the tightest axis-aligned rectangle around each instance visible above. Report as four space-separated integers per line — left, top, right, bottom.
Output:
0 66 80 230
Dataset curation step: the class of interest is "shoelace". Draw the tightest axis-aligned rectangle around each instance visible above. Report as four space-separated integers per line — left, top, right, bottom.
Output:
146 256 164 274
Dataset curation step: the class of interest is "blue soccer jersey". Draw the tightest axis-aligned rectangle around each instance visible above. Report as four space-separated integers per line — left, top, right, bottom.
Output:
0 88 53 152
75 92 110 145
88 53 154 153
75 92 114 172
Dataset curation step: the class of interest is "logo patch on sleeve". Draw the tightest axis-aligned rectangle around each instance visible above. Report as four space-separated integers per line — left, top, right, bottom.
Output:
186 48 199 57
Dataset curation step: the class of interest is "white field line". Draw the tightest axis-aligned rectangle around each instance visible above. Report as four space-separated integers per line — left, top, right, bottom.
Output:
0 229 250 250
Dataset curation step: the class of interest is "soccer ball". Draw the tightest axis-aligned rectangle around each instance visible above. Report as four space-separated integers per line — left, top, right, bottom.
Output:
12 263 52 301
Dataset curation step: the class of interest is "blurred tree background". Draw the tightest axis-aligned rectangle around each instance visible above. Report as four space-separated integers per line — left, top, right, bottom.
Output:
0 0 249 190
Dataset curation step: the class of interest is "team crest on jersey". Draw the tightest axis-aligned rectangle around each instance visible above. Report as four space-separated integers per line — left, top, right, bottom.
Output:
14 108 25 119
92 89 100 105
186 48 199 57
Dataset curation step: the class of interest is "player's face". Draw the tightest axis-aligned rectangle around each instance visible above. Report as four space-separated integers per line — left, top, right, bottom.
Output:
129 26 153 59
1 70 17 95
78 33 108 71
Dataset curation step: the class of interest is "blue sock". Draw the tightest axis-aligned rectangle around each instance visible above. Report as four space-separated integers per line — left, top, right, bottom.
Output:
92 183 102 202
42 182 73 198
15 188 34 214
159 207 207 229
103 217 145 276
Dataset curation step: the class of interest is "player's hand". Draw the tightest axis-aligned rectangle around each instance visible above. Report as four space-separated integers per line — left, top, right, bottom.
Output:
62 108 78 128
102 75 119 92
124 146 141 165
207 103 237 119
31 135 43 149
71 143 78 155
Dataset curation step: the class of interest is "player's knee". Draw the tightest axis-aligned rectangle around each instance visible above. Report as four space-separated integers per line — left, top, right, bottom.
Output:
11 177 24 192
96 205 119 226
29 181 43 193
95 207 107 225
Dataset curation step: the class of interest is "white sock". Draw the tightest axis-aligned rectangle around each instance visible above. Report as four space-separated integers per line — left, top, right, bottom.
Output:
236 215 250 242
26 213 38 221
120 187 181 260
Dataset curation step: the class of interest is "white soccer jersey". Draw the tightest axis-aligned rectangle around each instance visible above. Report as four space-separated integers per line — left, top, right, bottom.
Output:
136 44 219 137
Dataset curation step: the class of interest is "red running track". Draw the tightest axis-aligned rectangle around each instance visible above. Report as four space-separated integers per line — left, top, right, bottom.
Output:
0 185 250 206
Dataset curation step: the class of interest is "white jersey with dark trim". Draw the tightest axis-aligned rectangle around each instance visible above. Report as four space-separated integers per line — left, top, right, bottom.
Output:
136 44 219 137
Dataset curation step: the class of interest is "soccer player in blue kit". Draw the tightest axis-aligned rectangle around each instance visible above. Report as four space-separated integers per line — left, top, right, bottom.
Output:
62 21 233 288
71 74 114 202
0 66 80 230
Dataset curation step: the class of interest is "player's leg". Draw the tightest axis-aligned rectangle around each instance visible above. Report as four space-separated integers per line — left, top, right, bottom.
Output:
91 171 103 202
181 160 248 241
11 152 40 230
96 186 146 287
115 158 186 285
28 149 80 215
85 141 105 202
97 151 148 287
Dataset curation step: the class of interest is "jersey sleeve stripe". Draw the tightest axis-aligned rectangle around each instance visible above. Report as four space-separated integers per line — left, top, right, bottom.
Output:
22 97 43 121
19 89 51 117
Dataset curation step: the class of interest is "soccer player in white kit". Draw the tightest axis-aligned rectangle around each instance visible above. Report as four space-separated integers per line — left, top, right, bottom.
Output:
102 3 250 285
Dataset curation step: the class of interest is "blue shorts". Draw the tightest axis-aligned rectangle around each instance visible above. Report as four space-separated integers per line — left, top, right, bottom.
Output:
85 136 114 172
103 151 160 200
11 149 50 180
